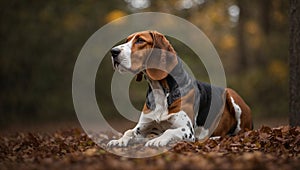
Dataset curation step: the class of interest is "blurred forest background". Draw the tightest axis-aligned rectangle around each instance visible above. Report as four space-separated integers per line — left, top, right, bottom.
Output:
0 0 288 129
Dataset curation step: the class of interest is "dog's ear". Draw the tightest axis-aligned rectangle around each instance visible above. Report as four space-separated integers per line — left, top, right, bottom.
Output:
135 72 143 82
146 31 178 81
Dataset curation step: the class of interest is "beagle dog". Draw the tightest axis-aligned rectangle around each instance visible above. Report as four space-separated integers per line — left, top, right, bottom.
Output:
107 31 252 147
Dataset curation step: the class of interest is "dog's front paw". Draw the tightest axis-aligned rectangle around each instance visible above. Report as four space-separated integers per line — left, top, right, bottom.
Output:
107 137 130 147
145 137 170 147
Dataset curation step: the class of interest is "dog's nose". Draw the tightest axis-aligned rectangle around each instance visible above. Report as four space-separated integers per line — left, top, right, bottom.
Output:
111 47 121 58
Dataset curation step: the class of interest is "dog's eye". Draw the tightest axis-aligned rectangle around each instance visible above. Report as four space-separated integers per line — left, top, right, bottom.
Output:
135 38 145 44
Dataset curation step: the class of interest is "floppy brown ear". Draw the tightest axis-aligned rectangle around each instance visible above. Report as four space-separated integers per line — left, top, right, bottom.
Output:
146 31 178 81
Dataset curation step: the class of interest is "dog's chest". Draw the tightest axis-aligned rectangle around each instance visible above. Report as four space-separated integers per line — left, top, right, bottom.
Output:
151 88 170 122
144 81 171 123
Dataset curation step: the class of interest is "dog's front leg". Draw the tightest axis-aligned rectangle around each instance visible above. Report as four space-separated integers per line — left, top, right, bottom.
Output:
107 128 136 147
107 114 153 147
145 128 193 147
145 111 195 147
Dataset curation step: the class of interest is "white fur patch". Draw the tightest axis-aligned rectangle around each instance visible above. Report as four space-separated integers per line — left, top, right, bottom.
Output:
209 136 221 140
113 37 134 71
142 81 170 123
230 97 242 134
144 110 195 147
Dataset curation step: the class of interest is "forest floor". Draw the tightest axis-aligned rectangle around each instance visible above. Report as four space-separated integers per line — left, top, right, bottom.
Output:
0 123 299 170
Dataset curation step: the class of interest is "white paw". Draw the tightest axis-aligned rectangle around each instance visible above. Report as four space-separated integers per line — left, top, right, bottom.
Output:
145 137 170 147
107 138 130 147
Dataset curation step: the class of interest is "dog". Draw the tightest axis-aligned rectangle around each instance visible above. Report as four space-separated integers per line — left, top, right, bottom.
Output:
107 30 253 147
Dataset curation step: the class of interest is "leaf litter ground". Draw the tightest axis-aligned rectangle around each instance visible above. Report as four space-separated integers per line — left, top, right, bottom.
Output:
0 126 299 170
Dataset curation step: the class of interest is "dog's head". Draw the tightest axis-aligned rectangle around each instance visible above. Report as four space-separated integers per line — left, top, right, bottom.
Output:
110 31 178 81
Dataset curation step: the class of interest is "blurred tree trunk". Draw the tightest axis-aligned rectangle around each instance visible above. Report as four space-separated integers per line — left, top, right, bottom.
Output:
257 0 271 67
289 0 300 126
260 0 270 36
236 0 247 72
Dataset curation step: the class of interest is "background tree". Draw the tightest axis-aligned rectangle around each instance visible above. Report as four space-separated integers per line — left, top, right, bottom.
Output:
0 0 289 128
289 0 300 126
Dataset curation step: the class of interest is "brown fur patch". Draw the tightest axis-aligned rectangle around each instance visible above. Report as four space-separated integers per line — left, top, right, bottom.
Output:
145 31 178 80
129 31 154 72
213 88 252 136
226 88 253 130
169 89 195 121
212 103 236 136
159 79 169 91
142 103 151 114
128 31 178 80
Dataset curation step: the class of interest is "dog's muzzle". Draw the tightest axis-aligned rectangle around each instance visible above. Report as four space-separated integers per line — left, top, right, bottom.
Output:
110 47 121 68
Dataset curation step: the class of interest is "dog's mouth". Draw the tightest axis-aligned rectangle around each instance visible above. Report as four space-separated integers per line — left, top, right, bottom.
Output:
111 55 121 70
113 60 120 69
111 57 138 74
